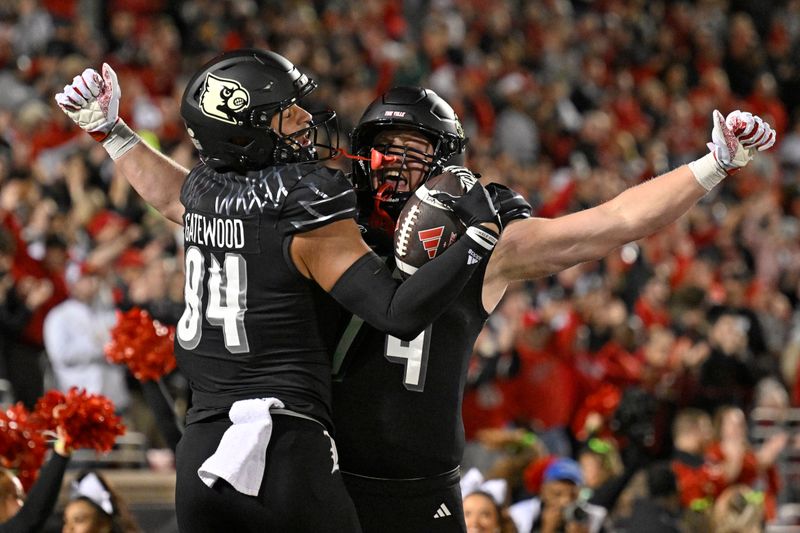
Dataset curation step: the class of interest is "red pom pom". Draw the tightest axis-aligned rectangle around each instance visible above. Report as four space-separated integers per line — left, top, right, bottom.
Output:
105 307 177 381
32 390 66 429
34 388 125 453
0 403 47 492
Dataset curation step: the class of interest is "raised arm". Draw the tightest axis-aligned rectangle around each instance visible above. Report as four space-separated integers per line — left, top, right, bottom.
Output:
56 64 187 224
491 165 706 280
114 141 188 224
483 110 777 308
0 441 70 533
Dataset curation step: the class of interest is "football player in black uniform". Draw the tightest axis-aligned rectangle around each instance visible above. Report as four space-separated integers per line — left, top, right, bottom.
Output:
329 87 777 533
55 51 502 533
57 56 777 531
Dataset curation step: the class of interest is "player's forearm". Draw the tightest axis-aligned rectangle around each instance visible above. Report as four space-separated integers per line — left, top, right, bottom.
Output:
3 453 69 532
330 230 494 340
599 165 706 243
493 166 705 281
116 141 188 224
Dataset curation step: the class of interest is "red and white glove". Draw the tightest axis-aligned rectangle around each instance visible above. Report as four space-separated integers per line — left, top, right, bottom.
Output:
55 63 138 159
55 64 119 140
725 110 776 152
689 109 777 191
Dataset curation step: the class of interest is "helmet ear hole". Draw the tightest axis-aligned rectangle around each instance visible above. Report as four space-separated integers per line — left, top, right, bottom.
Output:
253 111 271 128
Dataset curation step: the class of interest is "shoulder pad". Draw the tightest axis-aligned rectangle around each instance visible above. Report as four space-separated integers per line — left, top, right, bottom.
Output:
279 166 357 235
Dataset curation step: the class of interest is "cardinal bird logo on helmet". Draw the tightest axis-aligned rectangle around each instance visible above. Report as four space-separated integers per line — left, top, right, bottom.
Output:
199 73 250 125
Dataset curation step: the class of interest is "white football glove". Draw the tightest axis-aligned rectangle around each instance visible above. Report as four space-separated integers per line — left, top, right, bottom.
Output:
55 63 120 141
689 109 777 191
709 109 776 170
724 110 776 152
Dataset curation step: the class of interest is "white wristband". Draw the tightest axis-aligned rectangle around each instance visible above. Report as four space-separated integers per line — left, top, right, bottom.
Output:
100 119 141 160
465 226 499 251
688 152 727 192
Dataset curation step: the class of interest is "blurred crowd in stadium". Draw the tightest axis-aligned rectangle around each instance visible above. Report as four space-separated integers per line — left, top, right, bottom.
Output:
1 0 800 530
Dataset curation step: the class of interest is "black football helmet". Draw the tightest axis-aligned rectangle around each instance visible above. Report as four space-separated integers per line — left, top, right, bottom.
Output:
180 49 338 174
350 87 467 223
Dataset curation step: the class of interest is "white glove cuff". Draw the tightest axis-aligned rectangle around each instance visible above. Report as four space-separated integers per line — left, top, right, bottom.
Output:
688 152 727 192
100 119 141 160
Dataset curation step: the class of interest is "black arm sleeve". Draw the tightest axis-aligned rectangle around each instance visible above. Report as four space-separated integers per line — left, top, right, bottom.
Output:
329 229 496 341
0 453 69 533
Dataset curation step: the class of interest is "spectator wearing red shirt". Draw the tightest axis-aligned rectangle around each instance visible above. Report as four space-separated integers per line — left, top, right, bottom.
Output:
706 406 786 520
510 309 579 457
463 288 530 440
634 276 672 329
0 214 66 409
462 327 519 441
670 408 726 508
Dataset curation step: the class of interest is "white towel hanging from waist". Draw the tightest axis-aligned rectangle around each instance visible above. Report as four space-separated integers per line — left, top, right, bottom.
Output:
197 397 285 496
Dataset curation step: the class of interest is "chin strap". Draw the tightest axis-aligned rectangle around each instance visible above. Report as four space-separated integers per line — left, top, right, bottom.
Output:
332 147 369 162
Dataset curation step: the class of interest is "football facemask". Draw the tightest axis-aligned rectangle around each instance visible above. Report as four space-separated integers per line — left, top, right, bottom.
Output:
270 108 340 164
366 142 437 222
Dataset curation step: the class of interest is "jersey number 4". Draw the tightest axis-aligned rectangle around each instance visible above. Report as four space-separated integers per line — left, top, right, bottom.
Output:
384 327 432 392
333 323 432 392
177 246 250 354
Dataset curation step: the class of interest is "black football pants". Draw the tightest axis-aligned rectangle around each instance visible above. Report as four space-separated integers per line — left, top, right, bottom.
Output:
175 413 362 532
342 467 466 533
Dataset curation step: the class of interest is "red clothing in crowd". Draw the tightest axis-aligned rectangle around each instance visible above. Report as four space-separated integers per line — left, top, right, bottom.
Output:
634 295 671 328
41 0 76 19
1 212 67 347
706 442 780 520
511 344 580 431
30 120 81 160
462 380 516 440
671 452 727 508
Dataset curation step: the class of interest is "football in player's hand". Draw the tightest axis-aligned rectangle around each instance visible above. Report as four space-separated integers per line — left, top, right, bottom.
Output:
394 171 472 278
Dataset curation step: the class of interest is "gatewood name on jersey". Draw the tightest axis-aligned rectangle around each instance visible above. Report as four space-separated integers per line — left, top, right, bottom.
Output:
184 213 247 249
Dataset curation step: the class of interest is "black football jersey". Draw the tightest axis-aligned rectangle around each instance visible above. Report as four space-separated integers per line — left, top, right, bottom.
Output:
175 162 355 429
331 237 490 478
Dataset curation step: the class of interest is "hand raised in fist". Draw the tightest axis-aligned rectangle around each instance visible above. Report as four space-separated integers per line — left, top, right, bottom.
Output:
707 109 776 173
55 63 120 142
